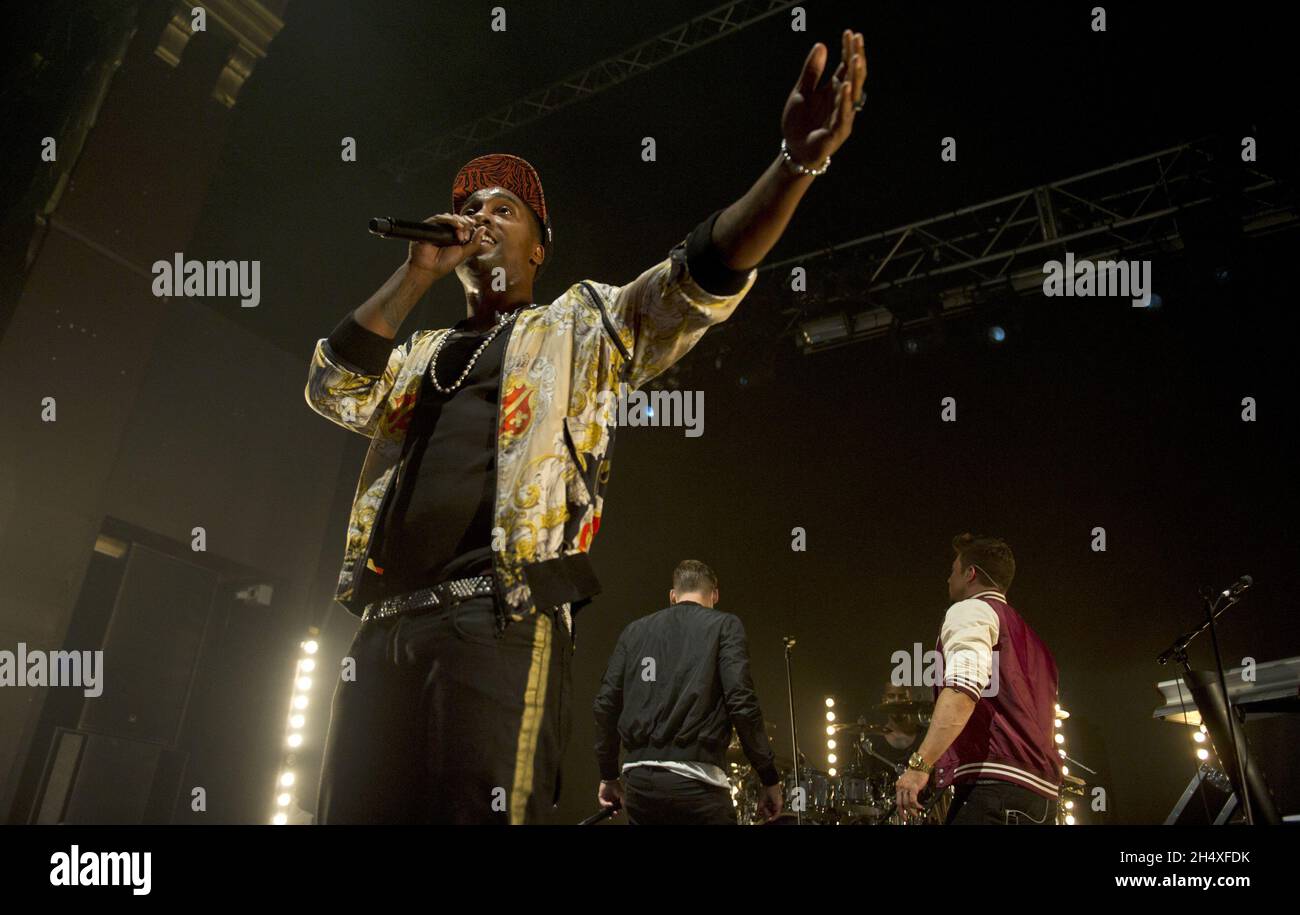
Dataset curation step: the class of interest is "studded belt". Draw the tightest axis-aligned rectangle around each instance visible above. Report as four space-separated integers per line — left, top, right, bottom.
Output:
360 574 495 623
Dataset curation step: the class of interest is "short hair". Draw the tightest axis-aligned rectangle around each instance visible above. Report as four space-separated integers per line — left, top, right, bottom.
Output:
672 560 718 594
951 533 1015 593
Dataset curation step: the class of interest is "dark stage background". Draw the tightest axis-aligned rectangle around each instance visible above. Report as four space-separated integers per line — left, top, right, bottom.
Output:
2 1 1297 825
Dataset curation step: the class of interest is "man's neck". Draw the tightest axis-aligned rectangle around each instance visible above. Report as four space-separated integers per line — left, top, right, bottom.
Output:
462 285 533 331
675 595 712 608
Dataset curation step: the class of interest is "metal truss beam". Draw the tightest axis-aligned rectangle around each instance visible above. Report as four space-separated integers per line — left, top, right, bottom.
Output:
380 0 801 182
770 138 1297 353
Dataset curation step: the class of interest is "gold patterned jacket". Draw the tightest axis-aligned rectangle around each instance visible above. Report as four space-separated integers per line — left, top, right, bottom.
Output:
304 234 756 626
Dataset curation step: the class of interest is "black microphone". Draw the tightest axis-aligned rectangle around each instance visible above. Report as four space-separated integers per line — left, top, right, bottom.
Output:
368 217 460 245
1220 575 1253 599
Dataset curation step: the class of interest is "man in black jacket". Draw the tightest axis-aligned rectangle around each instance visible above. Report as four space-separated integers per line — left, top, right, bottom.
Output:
593 561 783 824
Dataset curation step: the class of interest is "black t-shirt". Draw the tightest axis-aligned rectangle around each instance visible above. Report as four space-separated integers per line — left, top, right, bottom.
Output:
371 317 514 595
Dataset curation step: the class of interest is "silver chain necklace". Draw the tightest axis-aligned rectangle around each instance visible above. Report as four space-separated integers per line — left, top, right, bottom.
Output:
428 308 520 394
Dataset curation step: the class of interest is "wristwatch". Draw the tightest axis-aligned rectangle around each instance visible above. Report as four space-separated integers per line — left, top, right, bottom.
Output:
906 751 933 775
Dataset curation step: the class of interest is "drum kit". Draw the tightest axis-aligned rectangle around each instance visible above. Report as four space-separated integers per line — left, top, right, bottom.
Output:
729 699 952 825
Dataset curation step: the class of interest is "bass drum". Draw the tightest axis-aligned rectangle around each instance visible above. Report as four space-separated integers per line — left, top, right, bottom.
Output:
778 768 834 823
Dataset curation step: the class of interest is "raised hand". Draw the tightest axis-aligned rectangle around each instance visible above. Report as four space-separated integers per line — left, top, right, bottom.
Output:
781 29 867 169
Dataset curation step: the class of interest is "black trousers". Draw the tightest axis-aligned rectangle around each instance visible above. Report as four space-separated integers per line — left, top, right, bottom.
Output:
944 779 1056 825
316 596 572 824
622 765 738 825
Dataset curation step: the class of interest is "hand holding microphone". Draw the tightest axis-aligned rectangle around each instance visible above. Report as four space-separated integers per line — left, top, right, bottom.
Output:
371 213 490 281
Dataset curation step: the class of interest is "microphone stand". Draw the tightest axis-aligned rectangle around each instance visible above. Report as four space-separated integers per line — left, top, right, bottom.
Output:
1156 584 1276 824
1200 587 1253 826
783 636 802 826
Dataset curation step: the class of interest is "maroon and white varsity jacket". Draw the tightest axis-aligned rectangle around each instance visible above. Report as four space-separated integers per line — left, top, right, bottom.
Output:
932 589 1062 799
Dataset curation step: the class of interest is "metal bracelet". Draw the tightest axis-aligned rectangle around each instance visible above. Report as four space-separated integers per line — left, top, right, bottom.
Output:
780 139 830 177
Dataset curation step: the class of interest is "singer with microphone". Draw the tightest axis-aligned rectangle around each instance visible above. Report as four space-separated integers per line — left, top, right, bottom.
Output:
305 30 868 824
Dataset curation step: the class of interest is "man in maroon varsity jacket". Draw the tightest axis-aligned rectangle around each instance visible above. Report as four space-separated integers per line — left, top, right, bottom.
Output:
895 534 1062 824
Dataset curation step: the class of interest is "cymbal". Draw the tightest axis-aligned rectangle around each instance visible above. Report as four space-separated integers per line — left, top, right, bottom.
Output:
726 721 787 767
827 721 886 735
874 699 934 714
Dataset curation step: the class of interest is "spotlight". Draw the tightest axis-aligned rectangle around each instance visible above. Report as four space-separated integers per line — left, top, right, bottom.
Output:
987 325 1006 343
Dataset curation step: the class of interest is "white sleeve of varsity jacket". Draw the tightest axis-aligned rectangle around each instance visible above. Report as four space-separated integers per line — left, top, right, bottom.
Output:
939 599 1000 701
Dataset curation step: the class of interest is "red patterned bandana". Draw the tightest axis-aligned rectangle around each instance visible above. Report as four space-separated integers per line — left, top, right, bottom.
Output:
451 153 550 243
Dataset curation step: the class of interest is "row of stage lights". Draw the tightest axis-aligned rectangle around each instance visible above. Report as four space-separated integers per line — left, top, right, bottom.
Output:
270 630 320 825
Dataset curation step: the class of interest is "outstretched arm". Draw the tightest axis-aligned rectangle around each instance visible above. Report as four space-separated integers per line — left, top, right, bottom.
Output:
712 29 867 270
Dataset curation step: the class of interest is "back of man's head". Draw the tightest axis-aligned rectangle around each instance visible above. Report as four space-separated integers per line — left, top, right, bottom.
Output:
670 559 719 608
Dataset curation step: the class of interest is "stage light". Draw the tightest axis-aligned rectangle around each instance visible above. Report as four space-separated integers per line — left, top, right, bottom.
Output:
301 659 316 673
290 714 305 729
827 739 836 750
1193 731 1205 743
293 695 308 709
1065 815 1075 825
1062 766 1069 776
277 793 291 807
297 676 312 691
272 813 288 825
827 754 837 764
303 640 319 655
799 314 851 347
1196 748 1209 761
1054 719 1062 728
828 767 837 777
825 710 835 722
824 697 834 708
280 772 295 787
1054 733 1064 744
987 325 1006 343
287 733 303 748
826 726 834 736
